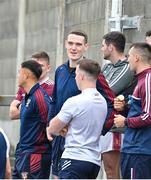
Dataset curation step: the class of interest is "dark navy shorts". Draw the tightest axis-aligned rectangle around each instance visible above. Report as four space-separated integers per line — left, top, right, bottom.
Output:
12 153 51 179
121 152 151 179
59 158 100 179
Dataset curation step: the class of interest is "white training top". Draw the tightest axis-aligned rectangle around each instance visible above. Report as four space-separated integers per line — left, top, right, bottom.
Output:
57 88 107 166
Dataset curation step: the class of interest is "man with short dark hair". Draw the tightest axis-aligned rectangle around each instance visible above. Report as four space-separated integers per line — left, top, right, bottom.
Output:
100 31 136 179
47 59 107 179
9 51 54 119
12 60 52 179
9 52 54 178
114 42 151 179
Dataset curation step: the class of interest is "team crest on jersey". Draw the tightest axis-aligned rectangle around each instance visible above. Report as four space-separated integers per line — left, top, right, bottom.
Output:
26 99 31 107
21 171 28 179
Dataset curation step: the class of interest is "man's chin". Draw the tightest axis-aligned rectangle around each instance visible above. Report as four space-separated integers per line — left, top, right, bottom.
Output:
70 55 83 61
70 58 80 61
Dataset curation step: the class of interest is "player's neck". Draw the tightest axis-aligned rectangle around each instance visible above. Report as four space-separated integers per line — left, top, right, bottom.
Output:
136 63 151 74
69 59 78 68
110 52 126 64
69 56 84 68
23 80 38 94
81 82 96 91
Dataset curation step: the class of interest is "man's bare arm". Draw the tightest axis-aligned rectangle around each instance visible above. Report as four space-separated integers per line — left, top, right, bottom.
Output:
47 116 66 141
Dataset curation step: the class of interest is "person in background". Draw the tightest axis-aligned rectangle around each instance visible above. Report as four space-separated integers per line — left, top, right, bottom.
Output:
100 31 136 179
51 29 115 178
9 51 54 119
47 59 107 179
9 51 54 178
0 127 11 179
145 30 151 45
114 42 151 179
12 60 52 179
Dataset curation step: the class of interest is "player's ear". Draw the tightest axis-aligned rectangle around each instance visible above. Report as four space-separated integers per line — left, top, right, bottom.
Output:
108 44 113 52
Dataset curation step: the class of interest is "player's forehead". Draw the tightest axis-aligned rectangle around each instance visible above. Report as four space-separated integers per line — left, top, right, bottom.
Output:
67 34 85 43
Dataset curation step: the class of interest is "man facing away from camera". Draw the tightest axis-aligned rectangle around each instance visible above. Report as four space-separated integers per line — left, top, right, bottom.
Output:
47 59 107 179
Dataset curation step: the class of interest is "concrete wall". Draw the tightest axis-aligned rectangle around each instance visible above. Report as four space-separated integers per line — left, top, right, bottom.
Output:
25 0 61 75
0 0 19 154
0 0 151 162
64 0 106 62
0 0 109 150
0 0 18 95
123 0 151 52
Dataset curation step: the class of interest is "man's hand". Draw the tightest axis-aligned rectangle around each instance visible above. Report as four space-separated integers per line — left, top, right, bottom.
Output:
46 116 67 139
114 95 125 111
114 114 126 128
10 99 20 106
46 127 54 141
59 125 68 137
9 100 21 120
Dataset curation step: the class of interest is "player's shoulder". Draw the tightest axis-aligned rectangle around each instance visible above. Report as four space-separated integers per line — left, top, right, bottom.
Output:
0 127 5 135
0 128 9 145
44 78 54 86
56 61 69 72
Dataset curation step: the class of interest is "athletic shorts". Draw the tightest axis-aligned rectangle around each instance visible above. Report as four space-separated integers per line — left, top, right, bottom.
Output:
12 153 51 179
52 135 65 176
121 152 151 179
100 132 124 153
59 158 100 179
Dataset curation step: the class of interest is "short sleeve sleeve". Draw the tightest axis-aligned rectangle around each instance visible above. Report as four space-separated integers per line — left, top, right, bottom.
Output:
57 98 77 124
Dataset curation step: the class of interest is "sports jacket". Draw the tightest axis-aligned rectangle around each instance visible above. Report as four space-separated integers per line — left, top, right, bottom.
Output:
122 68 151 155
102 59 136 99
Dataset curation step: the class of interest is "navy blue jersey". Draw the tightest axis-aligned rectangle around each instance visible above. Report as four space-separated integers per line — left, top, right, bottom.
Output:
19 83 52 154
0 128 10 179
51 61 80 118
51 61 115 128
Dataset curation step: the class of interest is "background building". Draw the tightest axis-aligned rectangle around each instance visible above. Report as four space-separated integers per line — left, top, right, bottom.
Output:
0 0 151 164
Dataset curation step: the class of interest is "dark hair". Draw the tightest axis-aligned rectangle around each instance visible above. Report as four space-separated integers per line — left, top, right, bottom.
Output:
77 59 101 79
21 60 42 79
130 42 151 62
145 30 151 37
31 51 50 64
103 31 126 53
69 30 88 44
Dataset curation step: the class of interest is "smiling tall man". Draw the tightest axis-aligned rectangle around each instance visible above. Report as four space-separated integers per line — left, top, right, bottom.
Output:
51 30 115 178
